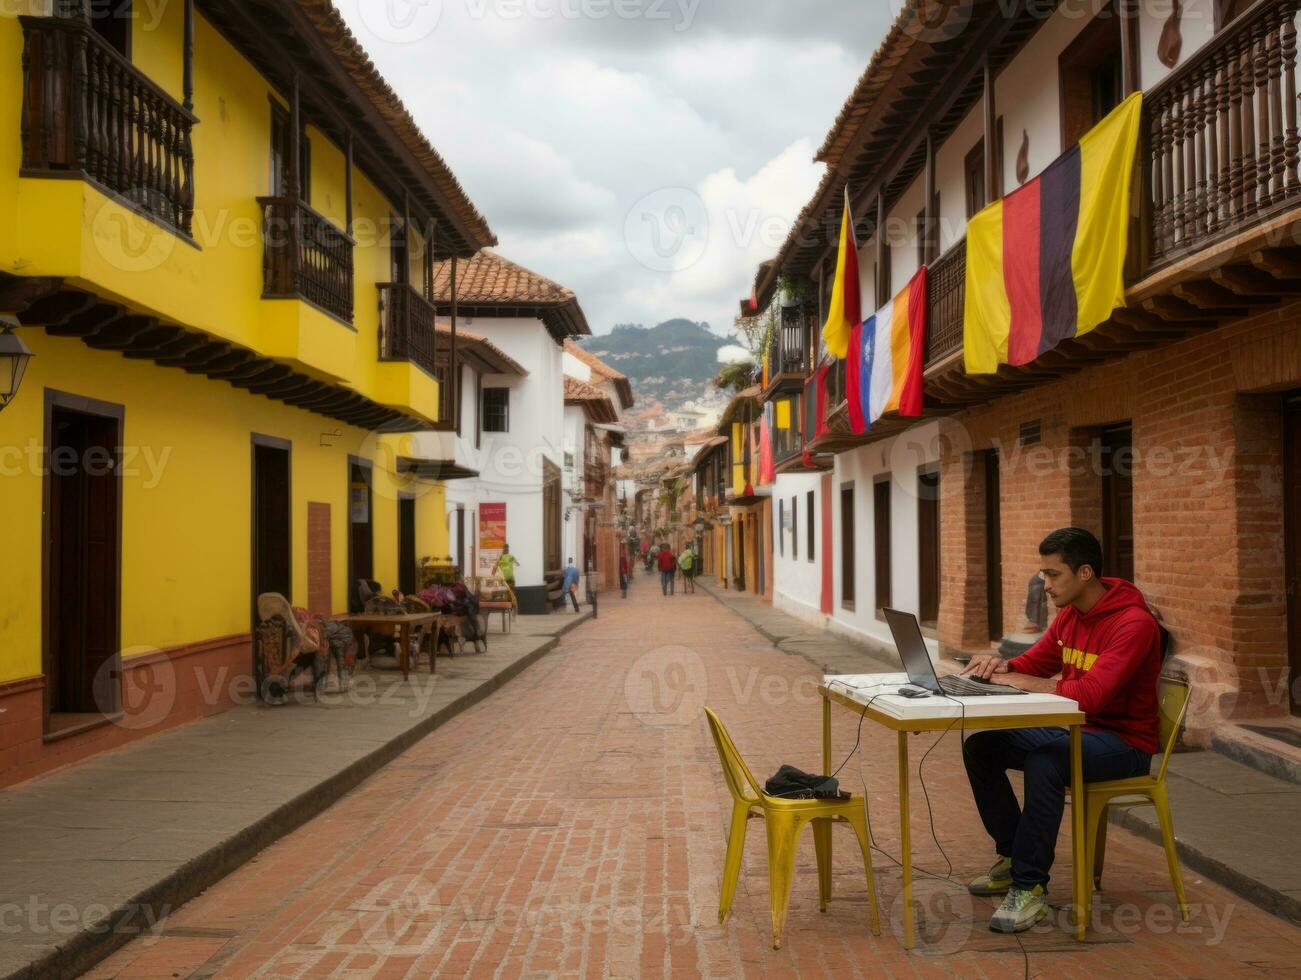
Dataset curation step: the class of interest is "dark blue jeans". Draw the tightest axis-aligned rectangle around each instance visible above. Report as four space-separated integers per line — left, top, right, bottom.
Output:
661 570 674 594
962 727 1151 890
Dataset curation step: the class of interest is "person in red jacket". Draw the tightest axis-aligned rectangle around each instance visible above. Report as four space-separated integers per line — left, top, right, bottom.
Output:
960 527 1160 934
656 543 677 596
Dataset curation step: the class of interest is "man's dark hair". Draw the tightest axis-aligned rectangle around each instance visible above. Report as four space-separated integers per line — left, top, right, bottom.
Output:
1038 526 1104 578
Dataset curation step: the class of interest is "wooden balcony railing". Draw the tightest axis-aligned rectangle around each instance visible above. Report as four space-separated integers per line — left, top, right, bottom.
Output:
770 305 813 377
378 282 438 374
1145 0 1301 269
20 16 196 234
260 197 354 323
925 238 966 366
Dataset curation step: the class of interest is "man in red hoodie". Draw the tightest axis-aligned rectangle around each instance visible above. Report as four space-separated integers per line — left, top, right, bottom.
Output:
960 527 1160 933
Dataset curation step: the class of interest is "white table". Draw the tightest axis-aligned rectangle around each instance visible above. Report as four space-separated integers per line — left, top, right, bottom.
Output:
820 672 1088 948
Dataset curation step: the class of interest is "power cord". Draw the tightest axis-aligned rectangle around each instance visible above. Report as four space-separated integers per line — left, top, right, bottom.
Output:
845 688 1031 980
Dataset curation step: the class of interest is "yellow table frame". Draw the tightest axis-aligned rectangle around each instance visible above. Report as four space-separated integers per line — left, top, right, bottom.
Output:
819 684 1088 949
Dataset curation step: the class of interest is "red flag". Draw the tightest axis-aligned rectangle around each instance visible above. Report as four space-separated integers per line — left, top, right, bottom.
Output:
845 318 865 434
814 360 829 438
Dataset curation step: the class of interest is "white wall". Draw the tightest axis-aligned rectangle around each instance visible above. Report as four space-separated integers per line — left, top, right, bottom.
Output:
771 472 824 623
828 421 944 660
562 404 586 565
1137 0 1219 92
436 315 565 589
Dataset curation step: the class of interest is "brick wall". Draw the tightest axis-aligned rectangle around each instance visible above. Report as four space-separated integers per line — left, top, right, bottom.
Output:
307 502 332 616
936 301 1301 724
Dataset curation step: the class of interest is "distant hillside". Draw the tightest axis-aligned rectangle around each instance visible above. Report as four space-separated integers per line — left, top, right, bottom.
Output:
580 319 728 408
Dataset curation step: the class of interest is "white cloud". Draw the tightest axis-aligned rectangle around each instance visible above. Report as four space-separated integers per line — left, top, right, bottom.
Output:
334 0 877 337
716 344 750 365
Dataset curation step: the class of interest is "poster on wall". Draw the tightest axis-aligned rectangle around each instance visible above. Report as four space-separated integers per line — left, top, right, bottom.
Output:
478 502 507 576
350 480 369 523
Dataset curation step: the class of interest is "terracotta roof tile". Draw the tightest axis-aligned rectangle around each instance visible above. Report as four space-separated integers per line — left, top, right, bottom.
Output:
564 340 634 410
434 250 574 305
431 251 591 339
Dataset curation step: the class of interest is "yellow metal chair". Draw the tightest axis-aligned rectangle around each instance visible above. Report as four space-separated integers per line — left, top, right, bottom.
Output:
703 707 881 949
1068 677 1191 922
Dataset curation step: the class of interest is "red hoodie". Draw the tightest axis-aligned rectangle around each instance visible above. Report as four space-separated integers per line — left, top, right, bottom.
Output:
1009 578 1161 754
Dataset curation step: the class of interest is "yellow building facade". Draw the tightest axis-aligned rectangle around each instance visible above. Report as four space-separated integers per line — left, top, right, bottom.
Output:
0 1 494 784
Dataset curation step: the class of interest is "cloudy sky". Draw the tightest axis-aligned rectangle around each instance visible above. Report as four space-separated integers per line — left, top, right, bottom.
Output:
335 0 894 339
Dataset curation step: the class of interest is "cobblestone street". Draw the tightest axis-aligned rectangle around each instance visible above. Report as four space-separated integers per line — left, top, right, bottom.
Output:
91 581 1301 978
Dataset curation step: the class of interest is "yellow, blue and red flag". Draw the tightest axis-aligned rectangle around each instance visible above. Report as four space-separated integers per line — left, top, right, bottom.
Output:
848 267 927 434
964 92 1142 373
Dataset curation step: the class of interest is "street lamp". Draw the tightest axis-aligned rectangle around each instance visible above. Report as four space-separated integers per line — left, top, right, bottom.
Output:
0 316 33 412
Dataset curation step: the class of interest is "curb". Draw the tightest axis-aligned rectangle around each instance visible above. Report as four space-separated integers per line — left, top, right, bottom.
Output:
12 612 591 980
1209 728 1301 787
1109 806 1301 927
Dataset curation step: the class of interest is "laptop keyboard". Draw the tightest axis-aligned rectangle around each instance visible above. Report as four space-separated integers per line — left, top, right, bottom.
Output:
937 675 1028 697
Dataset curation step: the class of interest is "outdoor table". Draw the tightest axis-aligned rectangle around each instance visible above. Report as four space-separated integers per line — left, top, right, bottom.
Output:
819 673 1088 949
340 612 442 681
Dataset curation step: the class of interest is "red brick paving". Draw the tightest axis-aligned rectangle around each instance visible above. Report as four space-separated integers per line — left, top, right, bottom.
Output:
90 584 1301 978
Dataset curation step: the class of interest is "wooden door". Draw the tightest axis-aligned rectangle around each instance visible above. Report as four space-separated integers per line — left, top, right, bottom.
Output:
252 438 292 618
873 479 892 612
982 449 1004 641
1100 425 1134 582
542 458 561 573
398 496 417 595
1285 398 1301 715
918 466 941 627
840 483 855 609
349 461 373 609
45 399 122 720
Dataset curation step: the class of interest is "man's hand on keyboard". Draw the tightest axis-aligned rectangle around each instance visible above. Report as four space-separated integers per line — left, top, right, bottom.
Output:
962 654 1010 680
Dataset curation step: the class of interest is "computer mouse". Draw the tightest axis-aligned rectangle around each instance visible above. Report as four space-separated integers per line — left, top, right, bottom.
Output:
896 686 931 698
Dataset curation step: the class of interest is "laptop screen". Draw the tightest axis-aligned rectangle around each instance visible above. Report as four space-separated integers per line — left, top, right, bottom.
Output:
883 608 942 693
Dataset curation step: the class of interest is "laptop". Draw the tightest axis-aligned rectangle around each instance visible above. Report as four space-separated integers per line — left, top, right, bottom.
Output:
882 608 1027 697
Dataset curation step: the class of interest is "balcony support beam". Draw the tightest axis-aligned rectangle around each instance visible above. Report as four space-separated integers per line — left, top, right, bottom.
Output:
183 0 195 111
923 129 936 266
345 130 354 236
983 57 999 204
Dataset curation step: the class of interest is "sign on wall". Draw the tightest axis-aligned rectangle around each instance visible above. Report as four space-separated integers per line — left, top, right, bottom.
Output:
478 502 507 576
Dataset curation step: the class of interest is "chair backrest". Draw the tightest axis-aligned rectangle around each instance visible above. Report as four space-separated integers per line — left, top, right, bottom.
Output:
703 707 764 804
1155 675 1191 783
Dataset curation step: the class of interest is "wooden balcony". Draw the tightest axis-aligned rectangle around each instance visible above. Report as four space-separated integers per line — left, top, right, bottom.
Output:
20 15 196 235
259 197 355 324
914 0 1301 408
763 304 815 397
377 282 455 425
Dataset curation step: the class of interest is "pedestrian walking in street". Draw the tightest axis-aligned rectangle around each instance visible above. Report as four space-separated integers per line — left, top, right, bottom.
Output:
679 544 695 593
561 557 581 612
496 544 520 588
657 543 676 596
619 548 631 598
